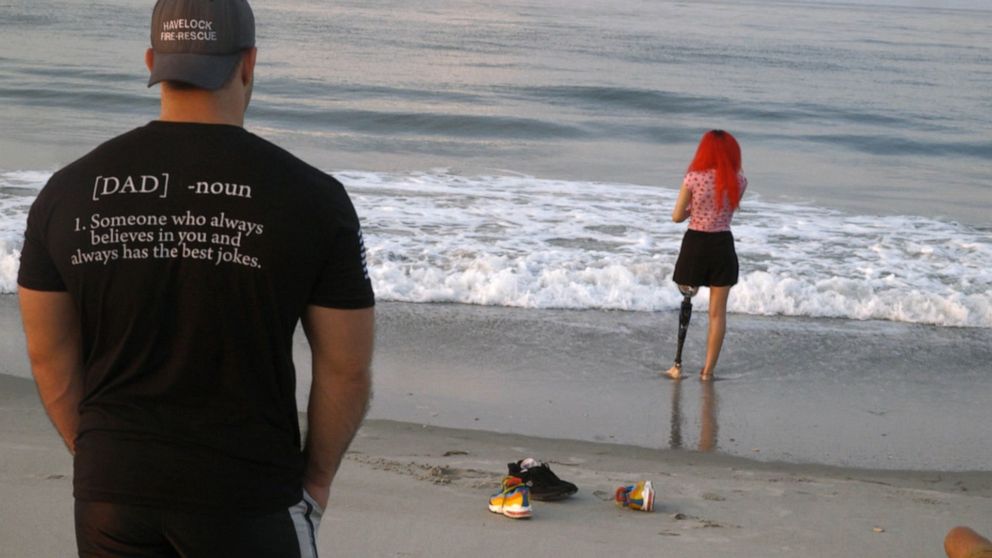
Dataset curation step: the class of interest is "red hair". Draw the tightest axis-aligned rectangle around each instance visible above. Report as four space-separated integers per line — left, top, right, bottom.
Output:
687 130 743 210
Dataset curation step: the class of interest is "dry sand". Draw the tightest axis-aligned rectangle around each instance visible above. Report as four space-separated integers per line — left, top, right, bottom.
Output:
1 371 989 557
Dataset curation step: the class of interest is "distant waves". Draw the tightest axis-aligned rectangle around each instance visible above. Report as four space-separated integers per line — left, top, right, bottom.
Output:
244 83 992 160
3 73 990 158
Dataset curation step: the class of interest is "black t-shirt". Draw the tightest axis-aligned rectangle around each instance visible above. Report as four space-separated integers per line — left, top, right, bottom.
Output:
18 121 374 513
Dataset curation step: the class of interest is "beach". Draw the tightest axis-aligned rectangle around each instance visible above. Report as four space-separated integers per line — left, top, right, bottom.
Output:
2 297 990 557
4 400 991 558
1 0 990 555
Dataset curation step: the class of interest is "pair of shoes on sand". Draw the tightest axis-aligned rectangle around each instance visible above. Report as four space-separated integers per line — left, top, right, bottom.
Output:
488 458 579 519
489 466 655 518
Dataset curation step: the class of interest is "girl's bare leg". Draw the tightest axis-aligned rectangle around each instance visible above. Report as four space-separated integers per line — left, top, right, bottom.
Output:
701 286 731 380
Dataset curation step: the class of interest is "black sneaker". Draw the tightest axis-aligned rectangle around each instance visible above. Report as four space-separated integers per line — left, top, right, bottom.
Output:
507 458 578 501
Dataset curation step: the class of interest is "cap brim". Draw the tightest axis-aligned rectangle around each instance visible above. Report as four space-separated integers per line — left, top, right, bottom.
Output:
147 51 243 90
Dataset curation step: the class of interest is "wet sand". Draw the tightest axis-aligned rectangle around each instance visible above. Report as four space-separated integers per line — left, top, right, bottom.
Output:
3 295 990 470
354 301 992 471
0 296 992 471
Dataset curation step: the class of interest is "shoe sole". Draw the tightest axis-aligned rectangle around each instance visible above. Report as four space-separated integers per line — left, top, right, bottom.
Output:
643 482 655 512
530 489 578 501
488 503 532 519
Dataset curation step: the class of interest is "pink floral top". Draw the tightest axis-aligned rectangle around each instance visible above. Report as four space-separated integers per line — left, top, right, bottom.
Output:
684 169 747 232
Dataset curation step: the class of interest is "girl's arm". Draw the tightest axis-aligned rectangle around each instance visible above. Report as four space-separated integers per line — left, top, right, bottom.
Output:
672 180 692 223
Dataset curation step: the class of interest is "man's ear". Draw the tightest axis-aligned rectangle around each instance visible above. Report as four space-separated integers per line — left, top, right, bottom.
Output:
240 47 257 85
145 48 155 73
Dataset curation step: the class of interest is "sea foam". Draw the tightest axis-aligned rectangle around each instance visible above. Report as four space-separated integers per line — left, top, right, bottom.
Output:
343 170 991 328
2 169 989 328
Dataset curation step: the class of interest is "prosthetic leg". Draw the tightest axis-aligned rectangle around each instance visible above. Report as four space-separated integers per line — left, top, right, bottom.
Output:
665 285 699 379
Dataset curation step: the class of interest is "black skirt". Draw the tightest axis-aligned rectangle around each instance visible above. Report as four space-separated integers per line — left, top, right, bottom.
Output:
672 229 739 287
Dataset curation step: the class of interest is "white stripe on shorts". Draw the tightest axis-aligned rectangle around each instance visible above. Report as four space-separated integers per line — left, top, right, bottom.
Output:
288 491 324 558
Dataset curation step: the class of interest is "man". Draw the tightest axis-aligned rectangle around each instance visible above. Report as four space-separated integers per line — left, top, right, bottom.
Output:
17 0 374 555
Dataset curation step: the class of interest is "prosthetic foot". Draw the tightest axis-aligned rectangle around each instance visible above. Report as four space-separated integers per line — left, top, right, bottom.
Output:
664 285 699 379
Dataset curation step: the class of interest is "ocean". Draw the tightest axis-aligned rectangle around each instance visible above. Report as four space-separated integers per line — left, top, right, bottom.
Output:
0 0 990 468
1 0 989 327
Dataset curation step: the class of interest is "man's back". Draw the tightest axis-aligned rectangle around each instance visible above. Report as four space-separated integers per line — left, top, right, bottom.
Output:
19 120 374 512
19 3 374 554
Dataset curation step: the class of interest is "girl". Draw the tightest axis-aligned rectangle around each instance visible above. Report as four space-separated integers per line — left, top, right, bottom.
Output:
668 130 747 381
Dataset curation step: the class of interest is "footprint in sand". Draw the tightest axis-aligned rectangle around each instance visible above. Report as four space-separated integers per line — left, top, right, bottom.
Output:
592 490 612 501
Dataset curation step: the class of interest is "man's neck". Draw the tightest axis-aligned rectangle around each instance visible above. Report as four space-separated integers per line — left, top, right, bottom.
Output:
158 88 245 127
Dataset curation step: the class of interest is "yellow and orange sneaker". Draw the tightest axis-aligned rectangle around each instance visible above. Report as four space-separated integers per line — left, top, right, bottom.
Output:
488 475 533 519
615 480 655 512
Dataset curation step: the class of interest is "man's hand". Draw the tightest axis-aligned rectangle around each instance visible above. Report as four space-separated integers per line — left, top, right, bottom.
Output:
302 478 331 511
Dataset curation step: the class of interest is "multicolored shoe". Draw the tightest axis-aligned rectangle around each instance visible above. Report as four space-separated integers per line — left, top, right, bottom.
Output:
615 480 655 512
508 458 578 501
488 475 532 519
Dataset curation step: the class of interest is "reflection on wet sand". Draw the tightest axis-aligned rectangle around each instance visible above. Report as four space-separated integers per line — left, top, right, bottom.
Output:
669 380 718 452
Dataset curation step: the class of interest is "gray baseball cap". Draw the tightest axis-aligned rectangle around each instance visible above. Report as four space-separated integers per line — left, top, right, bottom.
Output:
148 0 255 90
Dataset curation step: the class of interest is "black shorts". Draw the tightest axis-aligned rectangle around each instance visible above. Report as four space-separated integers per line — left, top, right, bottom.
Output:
672 229 739 287
75 494 323 558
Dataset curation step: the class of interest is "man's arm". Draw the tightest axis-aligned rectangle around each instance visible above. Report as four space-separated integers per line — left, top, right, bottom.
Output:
301 305 374 509
18 287 84 454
